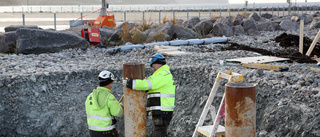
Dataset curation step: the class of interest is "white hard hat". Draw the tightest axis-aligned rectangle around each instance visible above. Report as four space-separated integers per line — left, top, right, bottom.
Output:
98 70 115 86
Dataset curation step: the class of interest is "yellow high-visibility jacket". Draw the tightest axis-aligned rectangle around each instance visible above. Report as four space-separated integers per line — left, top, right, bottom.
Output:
85 87 123 131
132 65 175 115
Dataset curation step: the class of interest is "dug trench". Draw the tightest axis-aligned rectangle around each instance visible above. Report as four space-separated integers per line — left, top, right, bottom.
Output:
1 33 319 137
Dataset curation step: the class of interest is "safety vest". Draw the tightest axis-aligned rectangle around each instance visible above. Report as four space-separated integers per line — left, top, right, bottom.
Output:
85 87 123 131
132 65 175 114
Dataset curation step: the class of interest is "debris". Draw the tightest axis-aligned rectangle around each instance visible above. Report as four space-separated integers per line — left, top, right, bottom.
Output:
242 63 289 72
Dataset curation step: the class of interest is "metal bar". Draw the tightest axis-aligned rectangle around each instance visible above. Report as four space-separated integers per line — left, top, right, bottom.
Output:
225 83 256 137
123 62 147 137
54 13 56 30
22 13 25 25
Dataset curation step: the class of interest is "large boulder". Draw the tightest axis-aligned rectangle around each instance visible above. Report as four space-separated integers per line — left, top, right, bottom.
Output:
0 32 18 53
257 21 276 31
211 23 233 37
261 13 273 19
183 17 201 28
157 21 175 40
232 25 245 35
4 25 40 32
280 19 299 31
193 20 214 36
174 27 197 40
242 18 258 33
216 16 233 27
15 29 89 54
249 12 261 21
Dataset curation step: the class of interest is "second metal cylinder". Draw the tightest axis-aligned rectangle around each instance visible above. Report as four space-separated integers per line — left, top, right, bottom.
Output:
225 83 256 137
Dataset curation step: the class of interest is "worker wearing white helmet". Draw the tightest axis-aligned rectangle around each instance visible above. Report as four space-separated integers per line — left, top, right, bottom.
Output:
125 54 176 137
85 70 123 137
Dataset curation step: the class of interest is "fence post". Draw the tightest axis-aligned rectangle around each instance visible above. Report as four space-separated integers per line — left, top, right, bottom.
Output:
228 7 230 17
220 8 221 17
54 12 56 30
259 7 261 16
124 11 127 22
159 10 161 24
143 11 145 21
199 10 201 19
187 8 189 20
81 12 83 20
278 6 279 17
22 13 25 25
210 9 212 18
283 6 285 16
173 10 175 19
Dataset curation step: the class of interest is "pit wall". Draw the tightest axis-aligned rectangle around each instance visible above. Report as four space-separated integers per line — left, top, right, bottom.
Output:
0 65 317 136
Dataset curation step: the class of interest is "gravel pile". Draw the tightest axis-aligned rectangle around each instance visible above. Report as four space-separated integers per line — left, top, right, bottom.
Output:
1 29 320 137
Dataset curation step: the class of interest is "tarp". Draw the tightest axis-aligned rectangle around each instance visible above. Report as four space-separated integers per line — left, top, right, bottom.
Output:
106 37 228 54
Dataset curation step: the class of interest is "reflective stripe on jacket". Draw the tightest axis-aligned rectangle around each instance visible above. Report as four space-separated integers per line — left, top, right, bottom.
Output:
132 65 175 112
85 87 123 131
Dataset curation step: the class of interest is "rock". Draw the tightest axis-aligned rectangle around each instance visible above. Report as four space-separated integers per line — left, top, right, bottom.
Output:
249 12 261 21
157 21 175 40
211 23 233 37
242 18 258 33
232 25 245 35
99 28 114 39
193 20 213 36
15 29 89 54
248 29 260 36
108 29 122 42
4 25 40 32
257 21 275 31
183 16 201 28
261 13 273 19
0 32 18 53
216 16 233 27
309 18 320 29
280 19 299 31
174 27 196 40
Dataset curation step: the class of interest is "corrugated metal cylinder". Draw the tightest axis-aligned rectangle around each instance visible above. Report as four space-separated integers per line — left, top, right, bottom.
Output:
225 83 256 137
123 62 147 137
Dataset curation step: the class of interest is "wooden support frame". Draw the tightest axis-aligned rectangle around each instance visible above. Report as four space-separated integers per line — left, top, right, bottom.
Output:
299 19 304 54
306 29 320 56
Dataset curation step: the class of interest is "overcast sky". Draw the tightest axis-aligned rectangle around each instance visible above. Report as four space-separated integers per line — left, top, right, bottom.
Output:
229 0 320 3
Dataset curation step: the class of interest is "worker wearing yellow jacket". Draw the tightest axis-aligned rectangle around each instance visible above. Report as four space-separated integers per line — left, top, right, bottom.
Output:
125 54 175 137
85 70 123 137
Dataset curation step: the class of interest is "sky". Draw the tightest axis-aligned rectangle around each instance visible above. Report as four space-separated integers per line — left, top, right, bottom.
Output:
229 0 320 4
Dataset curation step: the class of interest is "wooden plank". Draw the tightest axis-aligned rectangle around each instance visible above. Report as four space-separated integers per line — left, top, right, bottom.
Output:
198 125 225 137
242 63 289 72
299 19 304 54
225 56 290 64
154 45 191 56
306 29 320 56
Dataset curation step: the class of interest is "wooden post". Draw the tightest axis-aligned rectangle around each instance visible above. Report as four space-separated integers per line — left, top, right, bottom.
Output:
306 29 320 56
123 62 147 137
299 19 304 54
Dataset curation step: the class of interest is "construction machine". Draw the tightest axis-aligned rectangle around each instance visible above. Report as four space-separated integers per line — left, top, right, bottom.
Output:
70 0 116 45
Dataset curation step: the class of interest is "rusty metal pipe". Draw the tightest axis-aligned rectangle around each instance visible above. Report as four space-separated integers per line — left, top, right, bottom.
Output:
123 62 147 137
225 83 256 137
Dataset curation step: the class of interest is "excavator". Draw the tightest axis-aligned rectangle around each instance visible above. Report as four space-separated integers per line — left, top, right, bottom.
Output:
70 0 116 45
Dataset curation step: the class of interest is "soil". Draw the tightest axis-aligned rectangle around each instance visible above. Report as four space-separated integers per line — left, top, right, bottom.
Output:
222 33 318 63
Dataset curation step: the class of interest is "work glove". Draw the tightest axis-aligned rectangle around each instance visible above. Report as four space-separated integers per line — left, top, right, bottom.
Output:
126 78 133 89
120 102 124 109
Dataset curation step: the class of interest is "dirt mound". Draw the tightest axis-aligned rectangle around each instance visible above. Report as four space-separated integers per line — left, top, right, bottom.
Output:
274 33 320 57
222 42 317 63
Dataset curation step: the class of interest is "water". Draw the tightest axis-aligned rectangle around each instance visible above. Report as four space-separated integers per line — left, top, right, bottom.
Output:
0 2 319 13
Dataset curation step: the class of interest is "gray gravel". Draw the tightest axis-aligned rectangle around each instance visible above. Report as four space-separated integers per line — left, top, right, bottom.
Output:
1 29 320 136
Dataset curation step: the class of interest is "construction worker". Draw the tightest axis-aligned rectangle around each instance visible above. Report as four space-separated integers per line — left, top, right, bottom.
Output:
125 54 175 137
85 70 123 137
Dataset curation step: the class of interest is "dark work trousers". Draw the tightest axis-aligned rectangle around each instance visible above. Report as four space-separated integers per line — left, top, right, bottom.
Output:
152 115 172 137
89 129 119 137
